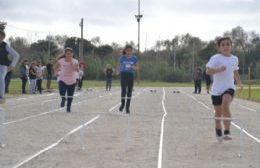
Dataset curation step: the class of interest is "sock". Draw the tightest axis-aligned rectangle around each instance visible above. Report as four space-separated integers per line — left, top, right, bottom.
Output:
224 130 230 135
216 128 222 137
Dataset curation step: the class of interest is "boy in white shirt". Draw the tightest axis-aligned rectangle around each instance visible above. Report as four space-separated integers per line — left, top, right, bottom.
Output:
206 37 243 142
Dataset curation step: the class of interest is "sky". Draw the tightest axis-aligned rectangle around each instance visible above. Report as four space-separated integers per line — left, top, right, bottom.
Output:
0 0 259 50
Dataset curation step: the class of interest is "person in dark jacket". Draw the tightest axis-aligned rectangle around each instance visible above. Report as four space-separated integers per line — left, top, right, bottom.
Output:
20 59 29 94
0 22 20 103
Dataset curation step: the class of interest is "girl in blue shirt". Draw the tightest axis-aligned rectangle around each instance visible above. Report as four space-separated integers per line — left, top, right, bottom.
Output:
116 45 139 114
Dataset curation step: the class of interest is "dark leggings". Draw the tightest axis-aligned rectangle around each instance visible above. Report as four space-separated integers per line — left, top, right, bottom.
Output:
106 77 112 90
36 79 42 94
5 72 12 93
77 78 83 89
21 77 27 94
194 80 202 93
59 81 76 108
120 72 134 109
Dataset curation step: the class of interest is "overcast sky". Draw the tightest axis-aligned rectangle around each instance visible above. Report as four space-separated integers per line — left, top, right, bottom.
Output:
1 0 259 50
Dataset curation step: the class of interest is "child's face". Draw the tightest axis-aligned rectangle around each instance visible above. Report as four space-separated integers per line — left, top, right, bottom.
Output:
219 39 232 56
65 51 73 58
125 48 132 56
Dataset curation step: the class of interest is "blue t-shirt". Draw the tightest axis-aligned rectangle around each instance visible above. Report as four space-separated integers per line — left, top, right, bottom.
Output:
119 55 138 73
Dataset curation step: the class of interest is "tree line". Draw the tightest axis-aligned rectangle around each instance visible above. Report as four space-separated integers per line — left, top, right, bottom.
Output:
8 26 260 82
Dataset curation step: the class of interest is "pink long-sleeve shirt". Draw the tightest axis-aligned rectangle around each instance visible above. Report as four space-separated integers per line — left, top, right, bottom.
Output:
58 58 79 85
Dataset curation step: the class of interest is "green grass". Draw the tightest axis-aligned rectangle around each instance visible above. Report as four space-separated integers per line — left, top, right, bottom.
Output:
237 87 260 102
6 79 260 102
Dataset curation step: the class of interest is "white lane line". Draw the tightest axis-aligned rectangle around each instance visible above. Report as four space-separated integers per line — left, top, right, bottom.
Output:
109 103 121 112
99 93 112 98
12 115 100 168
41 92 84 105
181 90 260 144
4 91 117 125
107 89 143 112
157 88 167 168
3 108 63 125
233 102 257 112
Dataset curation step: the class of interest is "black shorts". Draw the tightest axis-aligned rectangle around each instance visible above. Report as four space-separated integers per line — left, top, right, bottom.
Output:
211 88 235 106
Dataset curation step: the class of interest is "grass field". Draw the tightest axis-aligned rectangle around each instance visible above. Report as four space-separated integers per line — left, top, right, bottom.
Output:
6 79 260 102
237 88 260 102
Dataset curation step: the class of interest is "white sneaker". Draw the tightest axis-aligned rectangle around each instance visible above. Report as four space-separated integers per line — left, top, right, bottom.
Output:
223 135 232 141
0 98 5 105
216 135 223 142
0 143 5 148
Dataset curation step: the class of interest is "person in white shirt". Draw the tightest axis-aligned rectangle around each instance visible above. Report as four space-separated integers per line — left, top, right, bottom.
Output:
206 37 243 142
36 61 45 94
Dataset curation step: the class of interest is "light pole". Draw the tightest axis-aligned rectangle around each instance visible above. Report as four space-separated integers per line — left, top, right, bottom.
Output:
135 0 143 57
79 18 84 59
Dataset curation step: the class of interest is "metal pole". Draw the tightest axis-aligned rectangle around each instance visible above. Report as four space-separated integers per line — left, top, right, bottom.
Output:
79 18 84 59
248 67 251 99
135 0 142 57
48 33 51 59
135 0 143 83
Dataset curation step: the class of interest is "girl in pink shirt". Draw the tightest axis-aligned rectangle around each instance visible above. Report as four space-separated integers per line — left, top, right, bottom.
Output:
55 48 79 112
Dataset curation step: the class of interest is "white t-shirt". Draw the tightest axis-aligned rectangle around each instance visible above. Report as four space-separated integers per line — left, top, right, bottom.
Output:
206 54 239 96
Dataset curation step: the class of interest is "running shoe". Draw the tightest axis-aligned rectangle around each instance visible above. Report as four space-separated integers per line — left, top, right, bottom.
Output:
216 135 223 142
223 135 232 141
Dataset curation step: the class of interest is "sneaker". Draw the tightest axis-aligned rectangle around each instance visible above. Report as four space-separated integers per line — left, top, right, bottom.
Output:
0 98 5 104
119 105 124 112
60 99 65 108
216 135 223 142
126 109 130 114
66 107 71 113
0 143 6 148
223 135 232 141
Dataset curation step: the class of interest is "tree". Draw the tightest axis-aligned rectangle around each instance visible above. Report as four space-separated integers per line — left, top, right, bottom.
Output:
30 39 59 63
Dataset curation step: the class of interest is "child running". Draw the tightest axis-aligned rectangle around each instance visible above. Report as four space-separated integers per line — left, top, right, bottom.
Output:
116 45 139 114
55 48 79 113
0 22 20 103
206 37 243 142
104 64 114 91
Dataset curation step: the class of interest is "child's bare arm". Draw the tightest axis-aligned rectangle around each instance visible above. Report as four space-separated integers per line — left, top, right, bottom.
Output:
206 66 226 75
234 70 243 88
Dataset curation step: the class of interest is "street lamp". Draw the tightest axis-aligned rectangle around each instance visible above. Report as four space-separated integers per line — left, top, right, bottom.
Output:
135 0 143 57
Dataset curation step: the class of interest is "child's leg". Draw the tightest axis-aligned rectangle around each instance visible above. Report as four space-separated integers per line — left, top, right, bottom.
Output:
120 74 127 111
106 78 109 90
67 84 76 111
0 65 7 99
108 78 112 90
212 95 223 139
198 80 202 93
59 81 67 107
214 105 222 130
194 80 197 93
222 94 233 133
126 74 134 112
33 80 37 94
29 80 33 94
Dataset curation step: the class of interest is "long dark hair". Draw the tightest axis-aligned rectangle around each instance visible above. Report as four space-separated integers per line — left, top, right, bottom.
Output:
0 22 7 37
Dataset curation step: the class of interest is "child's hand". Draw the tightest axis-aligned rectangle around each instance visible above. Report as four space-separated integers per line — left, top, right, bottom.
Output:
237 83 243 91
116 70 120 76
132 65 138 70
218 66 226 73
7 66 12 72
